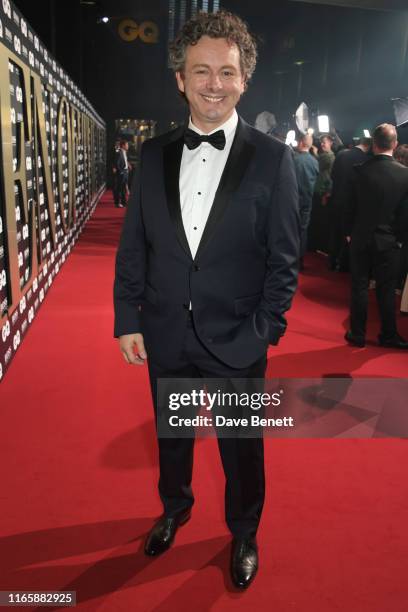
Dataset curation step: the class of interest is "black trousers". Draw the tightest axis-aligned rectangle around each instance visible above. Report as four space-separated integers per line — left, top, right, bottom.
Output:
307 193 330 253
114 171 128 206
147 312 267 538
349 241 400 339
328 203 349 271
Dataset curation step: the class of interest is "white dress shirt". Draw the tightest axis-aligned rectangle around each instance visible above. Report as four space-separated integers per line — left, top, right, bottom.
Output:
179 110 238 260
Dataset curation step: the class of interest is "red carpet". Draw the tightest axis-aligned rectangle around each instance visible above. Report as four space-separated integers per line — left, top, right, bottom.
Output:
0 191 407 611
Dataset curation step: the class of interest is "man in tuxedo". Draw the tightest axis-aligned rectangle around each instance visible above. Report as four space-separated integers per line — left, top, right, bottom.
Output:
114 140 130 208
114 10 299 588
344 124 408 349
328 137 371 271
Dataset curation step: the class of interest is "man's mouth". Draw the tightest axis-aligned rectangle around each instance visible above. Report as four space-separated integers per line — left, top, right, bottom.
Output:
201 95 225 103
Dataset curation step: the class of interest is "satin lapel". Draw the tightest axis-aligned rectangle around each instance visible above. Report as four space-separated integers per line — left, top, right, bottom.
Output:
162 130 193 259
195 118 255 261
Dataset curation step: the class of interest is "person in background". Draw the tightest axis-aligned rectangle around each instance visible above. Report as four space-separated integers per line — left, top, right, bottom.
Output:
293 133 319 269
328 136 372 271
394 143 408 315
114 140 131 208
344 124 408 349
308 134 336 253
111 139 121 202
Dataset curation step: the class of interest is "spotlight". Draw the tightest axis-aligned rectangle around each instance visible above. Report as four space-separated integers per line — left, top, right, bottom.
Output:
318 115 330 133
97 16 109 24
363 129 371 138
307 127 314 135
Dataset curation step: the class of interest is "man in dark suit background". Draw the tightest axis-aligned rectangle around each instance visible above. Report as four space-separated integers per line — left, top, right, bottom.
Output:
328 137 371 271
114 10 300 589
113 140 130 208
344 124 408 349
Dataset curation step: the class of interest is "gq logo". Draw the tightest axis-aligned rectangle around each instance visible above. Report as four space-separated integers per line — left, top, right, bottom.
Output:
1 320 10 343
118 19 158 43
13 330 21 351
2 0 11 19
0 269 6 290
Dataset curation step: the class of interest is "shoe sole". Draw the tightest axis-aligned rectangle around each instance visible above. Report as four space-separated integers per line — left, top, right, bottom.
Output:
345 335 365 348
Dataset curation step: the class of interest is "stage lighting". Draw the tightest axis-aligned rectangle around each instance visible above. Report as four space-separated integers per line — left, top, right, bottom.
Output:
307 127 314 135
363 129 371 137
295 102 309 134
97 16 110 24
285 130 296 146
102 16 109 23
318 115 329 133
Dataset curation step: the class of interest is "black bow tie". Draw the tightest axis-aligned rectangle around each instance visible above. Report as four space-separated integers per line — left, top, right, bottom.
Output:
184 128 226 151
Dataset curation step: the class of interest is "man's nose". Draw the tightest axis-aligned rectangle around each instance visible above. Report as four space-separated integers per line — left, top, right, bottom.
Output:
206 73 223 91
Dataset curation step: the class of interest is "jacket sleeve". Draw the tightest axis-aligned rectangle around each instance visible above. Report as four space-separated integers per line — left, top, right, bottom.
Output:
113 150 146 337
257 145 300 345
394 195 408 244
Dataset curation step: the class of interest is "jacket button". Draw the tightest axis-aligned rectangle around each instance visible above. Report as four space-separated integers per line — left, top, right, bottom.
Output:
207 338 213 343
194 265 200 271
182 303 189 309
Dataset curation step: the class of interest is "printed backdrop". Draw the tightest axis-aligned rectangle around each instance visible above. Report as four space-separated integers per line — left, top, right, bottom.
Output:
0 0 106 381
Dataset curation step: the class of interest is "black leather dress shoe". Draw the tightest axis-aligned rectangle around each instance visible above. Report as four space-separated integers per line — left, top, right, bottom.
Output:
230 537 258 589
378 333 408 349
344 331 365 348
144 509 191 556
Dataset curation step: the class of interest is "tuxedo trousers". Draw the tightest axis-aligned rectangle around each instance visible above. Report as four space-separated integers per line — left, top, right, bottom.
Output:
114 171 128 206
350 241 400 339
147 311 267 538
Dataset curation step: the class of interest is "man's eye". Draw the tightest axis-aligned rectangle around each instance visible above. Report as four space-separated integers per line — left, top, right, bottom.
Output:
195 69 207 74
222 71 233 77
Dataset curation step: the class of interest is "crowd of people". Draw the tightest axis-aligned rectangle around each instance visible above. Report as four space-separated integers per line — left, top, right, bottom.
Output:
112 121 408 349
293 123 408 348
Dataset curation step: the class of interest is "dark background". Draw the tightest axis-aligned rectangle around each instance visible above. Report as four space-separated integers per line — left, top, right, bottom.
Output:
11 0 408 144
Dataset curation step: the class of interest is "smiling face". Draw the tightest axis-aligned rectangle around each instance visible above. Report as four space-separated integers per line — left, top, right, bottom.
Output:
175 36 246 133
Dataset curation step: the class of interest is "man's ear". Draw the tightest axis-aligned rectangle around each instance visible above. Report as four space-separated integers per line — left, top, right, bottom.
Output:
175 71 185 93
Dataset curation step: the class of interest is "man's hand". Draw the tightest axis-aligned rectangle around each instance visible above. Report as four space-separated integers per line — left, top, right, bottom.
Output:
346 235 351 243
119 333 147 365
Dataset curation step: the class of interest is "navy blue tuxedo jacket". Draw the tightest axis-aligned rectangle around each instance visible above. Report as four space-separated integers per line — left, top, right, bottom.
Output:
114 117 300 369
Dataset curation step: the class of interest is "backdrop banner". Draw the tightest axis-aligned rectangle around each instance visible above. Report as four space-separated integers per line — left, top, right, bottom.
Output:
0 0 106 381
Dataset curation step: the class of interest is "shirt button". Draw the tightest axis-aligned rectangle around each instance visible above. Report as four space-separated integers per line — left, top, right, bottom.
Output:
197 192 201 195
202 159 206 162
193 226 197 230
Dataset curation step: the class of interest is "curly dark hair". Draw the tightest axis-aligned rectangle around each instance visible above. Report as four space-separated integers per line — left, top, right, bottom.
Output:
169 10 257 83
